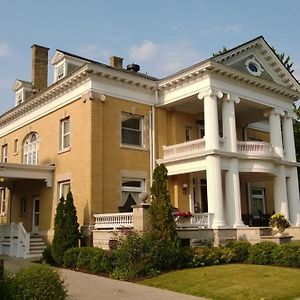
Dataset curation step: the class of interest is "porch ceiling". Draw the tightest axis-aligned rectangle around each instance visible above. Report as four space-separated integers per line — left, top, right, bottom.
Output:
163 94 269 126
0 162 55 187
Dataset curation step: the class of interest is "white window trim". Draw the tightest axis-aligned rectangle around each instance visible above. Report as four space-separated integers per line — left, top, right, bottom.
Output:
59 117 71 152
54 62 66 82
23 133 39 165
58 180 71 200
121 112 144 148
15 89 23 106
0 188 6 216
121 177 145 206
2 144 8 163
249 185 266 215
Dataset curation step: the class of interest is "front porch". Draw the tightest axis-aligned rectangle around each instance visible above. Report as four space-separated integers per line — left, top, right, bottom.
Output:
92 210 300 249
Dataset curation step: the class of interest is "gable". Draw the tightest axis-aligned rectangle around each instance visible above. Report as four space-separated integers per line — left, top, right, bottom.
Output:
212 37 300 92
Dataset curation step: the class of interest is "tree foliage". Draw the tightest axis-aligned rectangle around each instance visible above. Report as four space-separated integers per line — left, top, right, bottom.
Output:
149 164 178 242
271 46 294 74
64 191 79 249
52 196 66 264
212 46 228 57
52 191 79 264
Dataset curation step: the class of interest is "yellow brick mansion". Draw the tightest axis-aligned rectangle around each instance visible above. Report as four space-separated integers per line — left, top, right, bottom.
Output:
0 36 300 256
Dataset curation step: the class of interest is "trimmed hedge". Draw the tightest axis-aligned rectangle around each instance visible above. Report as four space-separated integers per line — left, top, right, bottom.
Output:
13 264 67 299
63 247 81 268
272 242 300 267
248 241 279 265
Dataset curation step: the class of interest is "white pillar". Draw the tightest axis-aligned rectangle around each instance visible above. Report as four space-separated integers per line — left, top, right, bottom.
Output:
222 94 240 152
287 167 300 226
198 89 223 150
265 108 284 158
206 155 226 228
282 112 297 162
225 158 244 227
274 165 289 219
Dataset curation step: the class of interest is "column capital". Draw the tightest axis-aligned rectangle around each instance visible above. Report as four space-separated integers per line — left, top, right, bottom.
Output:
223 93 240 104
263 107 285 118
283 111 297 120
198 88 223 100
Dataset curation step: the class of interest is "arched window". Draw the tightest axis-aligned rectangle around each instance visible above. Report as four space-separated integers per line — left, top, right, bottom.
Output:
23 133 39 165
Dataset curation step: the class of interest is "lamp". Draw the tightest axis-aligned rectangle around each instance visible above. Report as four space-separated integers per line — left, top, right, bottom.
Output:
182 183 188 195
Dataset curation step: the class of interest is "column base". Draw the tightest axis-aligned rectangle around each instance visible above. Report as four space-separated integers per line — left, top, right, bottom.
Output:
212 222 229 229
233 221 246 228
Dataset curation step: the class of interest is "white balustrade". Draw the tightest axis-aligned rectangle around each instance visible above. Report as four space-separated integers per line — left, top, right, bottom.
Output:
237 141 273 156
163 138 206 158
174 213 214 228
94 213 134 229
0 223 30 258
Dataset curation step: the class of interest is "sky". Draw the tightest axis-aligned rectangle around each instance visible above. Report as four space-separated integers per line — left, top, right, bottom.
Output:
1 0 300 114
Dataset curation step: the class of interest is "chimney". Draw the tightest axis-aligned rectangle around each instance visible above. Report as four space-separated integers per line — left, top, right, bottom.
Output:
110 56 123 69
31 44 49 93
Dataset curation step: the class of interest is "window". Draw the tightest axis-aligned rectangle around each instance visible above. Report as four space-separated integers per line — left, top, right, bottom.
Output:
20 197 27 215
60 117 70 151
56 64 64 81
23 133 39 164
14 139 18 153
121 113 143 147
59 181 71 199
16 91 23 105
185 127 192 142
0 188 6 215
1 144 8 162
120 178 145 212
250 187 266 215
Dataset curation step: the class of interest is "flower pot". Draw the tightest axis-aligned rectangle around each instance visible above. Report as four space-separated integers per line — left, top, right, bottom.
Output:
275 226 285 237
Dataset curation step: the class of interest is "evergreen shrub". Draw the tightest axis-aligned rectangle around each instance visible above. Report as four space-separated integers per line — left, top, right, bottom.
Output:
248 241 278 265
63 247 81 268
272 242 300 267
13 264 67 300
225 240 251 261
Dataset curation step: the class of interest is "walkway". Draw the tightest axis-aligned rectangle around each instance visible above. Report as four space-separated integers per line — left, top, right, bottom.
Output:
1 255 205 300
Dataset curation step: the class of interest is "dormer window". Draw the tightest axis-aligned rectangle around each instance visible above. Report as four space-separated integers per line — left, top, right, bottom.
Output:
56 64 65 81
16 91 23 105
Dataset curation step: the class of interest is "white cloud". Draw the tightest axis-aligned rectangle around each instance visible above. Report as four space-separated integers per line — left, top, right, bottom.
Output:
0 42 12 57
129 39 201 76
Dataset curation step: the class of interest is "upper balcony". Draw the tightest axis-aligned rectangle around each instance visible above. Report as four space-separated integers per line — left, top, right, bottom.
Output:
162 138 275 161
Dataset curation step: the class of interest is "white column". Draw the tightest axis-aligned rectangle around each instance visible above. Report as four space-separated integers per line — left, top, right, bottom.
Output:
265 108 284 158
206 155 226 228
222 94 240 152
225 158 244 227
282 112 297 162
287 167 300 226
274 165 289 219
198 89 223 150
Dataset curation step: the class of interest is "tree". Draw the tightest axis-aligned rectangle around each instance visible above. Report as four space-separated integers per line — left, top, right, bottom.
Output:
149 164 178 242
52 196 66 264
271 46 294 74
64 191 80 249
52 191 79 264
212 46 228 57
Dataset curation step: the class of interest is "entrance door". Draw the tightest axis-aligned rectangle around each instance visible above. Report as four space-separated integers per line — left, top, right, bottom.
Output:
191 177 208 213
250 187 266 215
32 197 40 234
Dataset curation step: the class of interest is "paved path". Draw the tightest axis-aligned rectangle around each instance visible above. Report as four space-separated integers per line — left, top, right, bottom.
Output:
1 255 206 300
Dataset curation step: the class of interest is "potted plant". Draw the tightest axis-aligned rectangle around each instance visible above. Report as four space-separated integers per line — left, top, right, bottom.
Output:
269 213 290 236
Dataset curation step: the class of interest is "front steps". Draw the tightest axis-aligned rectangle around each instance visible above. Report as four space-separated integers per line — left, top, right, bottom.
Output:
26 235 46 259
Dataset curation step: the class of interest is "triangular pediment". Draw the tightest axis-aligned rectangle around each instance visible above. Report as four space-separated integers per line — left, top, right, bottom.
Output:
51 51 64 65
212 36 300 92
12 79 32 91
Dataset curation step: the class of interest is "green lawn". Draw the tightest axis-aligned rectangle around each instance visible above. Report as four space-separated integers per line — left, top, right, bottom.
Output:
140 264 300 300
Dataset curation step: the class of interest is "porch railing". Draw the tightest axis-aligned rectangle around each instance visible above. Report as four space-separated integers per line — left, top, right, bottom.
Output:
94 213 134 230
237 141 273 156
174 213 214 228
163 138 206 158
0 223 30 258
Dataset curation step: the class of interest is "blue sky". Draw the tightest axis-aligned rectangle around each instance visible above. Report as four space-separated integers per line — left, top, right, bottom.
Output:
0 0 300 114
